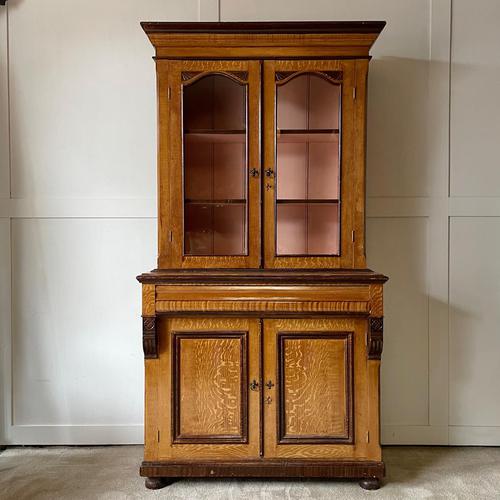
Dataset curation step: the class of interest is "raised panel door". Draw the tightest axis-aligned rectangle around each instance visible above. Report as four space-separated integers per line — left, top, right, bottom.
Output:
158 318 260 459
263 318 373 459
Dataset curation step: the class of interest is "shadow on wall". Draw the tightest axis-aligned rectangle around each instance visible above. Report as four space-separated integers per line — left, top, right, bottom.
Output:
367 56 431 197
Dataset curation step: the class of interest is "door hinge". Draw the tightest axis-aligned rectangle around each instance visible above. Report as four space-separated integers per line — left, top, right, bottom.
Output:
157 430 160 442
366 431 370 443
167 87 171 100
352 230 355 242
353 87 357 100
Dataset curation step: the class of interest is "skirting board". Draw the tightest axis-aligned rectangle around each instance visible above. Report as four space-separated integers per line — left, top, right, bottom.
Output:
3 424 500 446
449 426 500 446
381 425 448 445
3 425 143 445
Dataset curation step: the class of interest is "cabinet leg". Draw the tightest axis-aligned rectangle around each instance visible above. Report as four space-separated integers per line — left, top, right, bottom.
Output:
359 477 381 490
145 477 174 489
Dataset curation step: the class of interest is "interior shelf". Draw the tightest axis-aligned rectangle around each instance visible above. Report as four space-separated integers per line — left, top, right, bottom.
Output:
276 199 339 204
277 129 339 143
278 128 339 134
185 199 246 205
184 129 246 144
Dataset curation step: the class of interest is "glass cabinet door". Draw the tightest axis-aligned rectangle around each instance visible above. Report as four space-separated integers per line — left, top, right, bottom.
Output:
263 61 356 268
168 61 261 268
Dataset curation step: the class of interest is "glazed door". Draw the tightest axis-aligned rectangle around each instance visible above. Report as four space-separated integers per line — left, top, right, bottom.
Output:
167 60 261 268
158 318 260 459
263 60 357 268
263 318 372 459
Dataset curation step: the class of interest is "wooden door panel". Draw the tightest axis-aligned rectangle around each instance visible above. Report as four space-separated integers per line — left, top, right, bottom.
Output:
279 333 353 443
173 333 247 443
158 318 260 460
163 60 261 268
264 318 369 459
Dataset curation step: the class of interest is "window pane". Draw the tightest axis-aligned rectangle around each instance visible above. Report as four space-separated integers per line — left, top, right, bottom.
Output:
276 73 341 256
183 75 248 256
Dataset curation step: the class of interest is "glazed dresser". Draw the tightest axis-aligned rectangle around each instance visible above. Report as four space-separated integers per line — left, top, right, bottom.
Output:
137 21 388 490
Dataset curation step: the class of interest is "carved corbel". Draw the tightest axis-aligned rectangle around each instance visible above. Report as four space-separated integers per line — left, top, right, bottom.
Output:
368 317 383 360
142 316 158 359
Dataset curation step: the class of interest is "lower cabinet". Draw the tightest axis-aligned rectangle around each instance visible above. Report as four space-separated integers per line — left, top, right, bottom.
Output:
146 316 379 464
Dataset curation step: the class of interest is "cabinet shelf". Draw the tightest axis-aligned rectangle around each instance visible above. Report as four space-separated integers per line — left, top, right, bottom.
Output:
185 199 246 205
278 128 339 134
277 129 339 143
276 199 339 204
184 129 246 144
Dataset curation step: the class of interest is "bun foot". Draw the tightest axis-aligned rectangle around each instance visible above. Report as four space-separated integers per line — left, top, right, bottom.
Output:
145 477 173 489
359 477 381 490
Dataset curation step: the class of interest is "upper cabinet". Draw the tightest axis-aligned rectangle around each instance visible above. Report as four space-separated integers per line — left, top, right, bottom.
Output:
142 22 384 269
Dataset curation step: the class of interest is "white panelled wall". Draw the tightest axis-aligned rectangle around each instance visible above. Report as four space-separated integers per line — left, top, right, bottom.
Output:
1 0 499 445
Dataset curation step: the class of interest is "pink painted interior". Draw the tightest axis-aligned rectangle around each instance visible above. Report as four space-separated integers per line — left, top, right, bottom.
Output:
309 76 340 129
182 73 341 257
276 205 307 254
277 76 308 130
185 142 245 200
308 139 339 199
307 204 340 254
182 74 248 256
276 203 340 256
276 143 308 199
277 137 339 200
184 142 212 200
275 73 341 255
277 74 340 130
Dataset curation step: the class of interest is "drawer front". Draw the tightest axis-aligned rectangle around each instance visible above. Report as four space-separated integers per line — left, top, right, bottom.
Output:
155 285 371 315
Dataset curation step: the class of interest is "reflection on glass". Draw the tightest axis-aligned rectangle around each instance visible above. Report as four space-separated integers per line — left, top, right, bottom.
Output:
276 73 341 255
183 75 247 255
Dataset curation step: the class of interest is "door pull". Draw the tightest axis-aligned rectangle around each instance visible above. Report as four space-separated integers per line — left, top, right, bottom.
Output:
249 380 260 391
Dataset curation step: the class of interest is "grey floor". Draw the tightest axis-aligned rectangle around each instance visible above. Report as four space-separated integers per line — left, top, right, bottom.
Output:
0 446 499 499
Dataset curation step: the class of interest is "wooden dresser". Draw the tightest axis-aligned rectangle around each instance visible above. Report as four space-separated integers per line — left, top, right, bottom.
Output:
137 21 387 491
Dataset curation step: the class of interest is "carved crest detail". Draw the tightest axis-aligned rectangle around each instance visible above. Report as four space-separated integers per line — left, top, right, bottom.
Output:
143 316 158 359
181 71 248 84
275 70 343 84
368 317 383 360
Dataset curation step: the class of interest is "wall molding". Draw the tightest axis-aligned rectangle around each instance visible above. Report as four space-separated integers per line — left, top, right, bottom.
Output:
2 0 500 446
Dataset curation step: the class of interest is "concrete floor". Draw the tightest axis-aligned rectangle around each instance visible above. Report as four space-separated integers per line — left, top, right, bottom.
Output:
0 446 499 499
